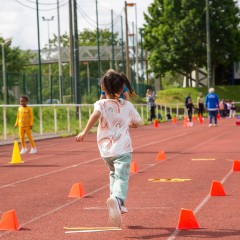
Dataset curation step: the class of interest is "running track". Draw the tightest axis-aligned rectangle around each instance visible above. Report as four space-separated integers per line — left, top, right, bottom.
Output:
0 117 239 240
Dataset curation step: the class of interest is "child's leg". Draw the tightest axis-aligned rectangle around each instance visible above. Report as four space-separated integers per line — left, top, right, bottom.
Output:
112 153 132 204
19 127 26 148
26 127 35 148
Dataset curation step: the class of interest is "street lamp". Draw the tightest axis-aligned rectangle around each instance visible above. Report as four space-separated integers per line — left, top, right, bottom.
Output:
83 62 90 94
1 39 11 104
42 16 54 95
206 0 211 88
126 2 139 84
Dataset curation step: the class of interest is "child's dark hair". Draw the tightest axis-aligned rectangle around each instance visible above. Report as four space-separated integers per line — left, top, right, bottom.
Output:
101 70 136 100
20 95 29 101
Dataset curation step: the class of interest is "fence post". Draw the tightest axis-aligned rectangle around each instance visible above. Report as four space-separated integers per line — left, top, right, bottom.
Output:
54 106 57 133
67 106 70 132
40 106 43 135
3 107 7 140
78 106 82 130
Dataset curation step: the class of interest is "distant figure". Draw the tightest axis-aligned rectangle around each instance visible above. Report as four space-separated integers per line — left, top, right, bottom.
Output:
205 88 219 127
14 96 37 154
229 101 236 118
186 99 195 122
146 89 156 122
185 93 191 108
197 92 204 117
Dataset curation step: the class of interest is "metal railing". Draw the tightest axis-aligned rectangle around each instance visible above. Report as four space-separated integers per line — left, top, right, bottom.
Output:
0 103 185 141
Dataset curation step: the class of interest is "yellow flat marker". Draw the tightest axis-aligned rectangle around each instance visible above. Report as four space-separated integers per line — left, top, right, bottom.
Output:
64 227 122 233
192 158 215 161
64 226 121 230
148 178 191 182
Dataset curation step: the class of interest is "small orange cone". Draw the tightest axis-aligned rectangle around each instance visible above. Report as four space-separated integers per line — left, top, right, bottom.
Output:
156 150 166 161
198 115 203 124
154 119 158 127
217 113 221 120
130 162 139 173
232 160 240 171
172 116 177 124
183 116 188 127
210 181 226 196
68 183 85 198
177 208 199 230
0 210 20 231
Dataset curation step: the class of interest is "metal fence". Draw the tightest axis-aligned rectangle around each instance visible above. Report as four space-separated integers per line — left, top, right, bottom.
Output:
0 71 151 105
0 103 186 141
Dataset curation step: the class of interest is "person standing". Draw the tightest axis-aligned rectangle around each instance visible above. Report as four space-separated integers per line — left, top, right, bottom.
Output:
186 98 195 124
146 89 156 122
76 71 141 227
197 92 204 117
205 88 219 127
14 96 37 154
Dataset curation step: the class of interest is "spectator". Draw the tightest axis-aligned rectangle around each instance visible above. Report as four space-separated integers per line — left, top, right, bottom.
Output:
196 92 204 117
146 89 156 122
205 88 219 127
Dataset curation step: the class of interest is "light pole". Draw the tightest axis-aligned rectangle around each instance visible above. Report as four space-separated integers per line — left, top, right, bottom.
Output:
83 62 90 94
1 39 11 104
126 3 139 84
42 16 54 92
206 0 211 88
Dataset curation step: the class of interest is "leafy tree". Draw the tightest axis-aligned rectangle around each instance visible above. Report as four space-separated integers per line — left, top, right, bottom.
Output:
143 0 240 87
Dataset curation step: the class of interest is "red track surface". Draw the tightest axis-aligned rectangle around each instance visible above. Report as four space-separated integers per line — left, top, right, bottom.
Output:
0 117 239 240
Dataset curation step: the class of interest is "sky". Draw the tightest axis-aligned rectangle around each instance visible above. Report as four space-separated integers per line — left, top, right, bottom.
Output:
0 0 154 50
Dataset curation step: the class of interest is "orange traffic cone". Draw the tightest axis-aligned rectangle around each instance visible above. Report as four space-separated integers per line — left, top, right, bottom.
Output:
156 150 166 161
198 114 203 124
172 116 177 124
183 116 188 127
0 210 20 231
232 160 240 171
130 162 139 173
68 183 85 198
209 181 226 196
154 119 158 127
177 208 199 230
217 113 221 120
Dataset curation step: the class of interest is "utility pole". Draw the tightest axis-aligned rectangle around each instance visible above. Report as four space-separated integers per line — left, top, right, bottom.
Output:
124 1 131 81
73 0 80 104
96 0 101 79
57 0 63 103
36 0 42 104
42 15 54 101
111 9 115 69
206 0 211 88
68 0 74 103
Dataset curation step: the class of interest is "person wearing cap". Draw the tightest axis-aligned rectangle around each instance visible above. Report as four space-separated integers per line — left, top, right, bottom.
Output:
205 88 219 127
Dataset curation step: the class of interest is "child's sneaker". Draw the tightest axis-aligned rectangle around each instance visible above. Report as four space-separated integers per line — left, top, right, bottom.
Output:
20 148 27 154
121 205 128 214
29 148 37 154
107 197 122 227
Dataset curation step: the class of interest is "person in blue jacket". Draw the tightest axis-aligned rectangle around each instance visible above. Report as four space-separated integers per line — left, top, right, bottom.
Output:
205 87 219 127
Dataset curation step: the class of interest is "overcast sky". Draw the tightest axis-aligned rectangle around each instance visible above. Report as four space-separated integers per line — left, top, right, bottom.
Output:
0 0 154 50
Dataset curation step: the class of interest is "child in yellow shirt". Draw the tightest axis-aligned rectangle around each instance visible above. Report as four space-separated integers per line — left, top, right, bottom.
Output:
14 96 37 154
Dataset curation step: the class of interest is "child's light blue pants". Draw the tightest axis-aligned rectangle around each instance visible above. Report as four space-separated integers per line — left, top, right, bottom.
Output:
102 152 132 204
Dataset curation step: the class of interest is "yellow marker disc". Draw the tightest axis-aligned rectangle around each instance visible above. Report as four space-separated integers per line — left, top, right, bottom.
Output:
191 158 215 161
148 178 191 182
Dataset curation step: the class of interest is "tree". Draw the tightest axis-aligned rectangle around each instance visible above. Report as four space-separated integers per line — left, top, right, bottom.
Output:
143 0 240 87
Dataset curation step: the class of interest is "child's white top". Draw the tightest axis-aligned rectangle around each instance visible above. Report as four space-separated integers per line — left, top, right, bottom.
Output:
94 99 141 158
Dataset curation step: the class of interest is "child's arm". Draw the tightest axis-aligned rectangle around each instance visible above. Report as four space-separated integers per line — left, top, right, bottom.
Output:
14 109 19 128
75 110 101 142
129 122 139 128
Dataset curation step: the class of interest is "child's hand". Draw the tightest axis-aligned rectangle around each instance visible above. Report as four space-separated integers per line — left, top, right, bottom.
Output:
75 132 86 142
129 122 138 128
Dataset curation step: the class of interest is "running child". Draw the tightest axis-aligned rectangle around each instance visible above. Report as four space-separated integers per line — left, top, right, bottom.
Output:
75 70 141 227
